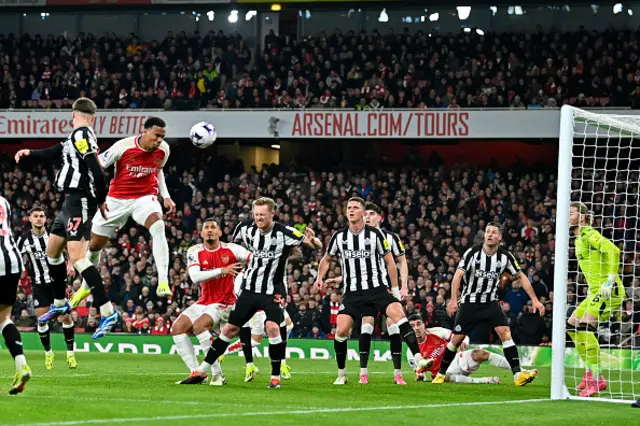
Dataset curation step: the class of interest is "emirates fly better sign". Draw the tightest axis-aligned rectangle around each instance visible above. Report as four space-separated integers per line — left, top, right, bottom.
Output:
0 109 635 139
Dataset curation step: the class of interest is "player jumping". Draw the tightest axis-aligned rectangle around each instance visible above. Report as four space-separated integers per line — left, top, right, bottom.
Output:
69 117 175 338
171 218 250 385
407 314 509 384
568 202 625 397
15 98 114 340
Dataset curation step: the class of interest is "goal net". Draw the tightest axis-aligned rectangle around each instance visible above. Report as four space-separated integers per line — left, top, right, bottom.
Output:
552 105 640 403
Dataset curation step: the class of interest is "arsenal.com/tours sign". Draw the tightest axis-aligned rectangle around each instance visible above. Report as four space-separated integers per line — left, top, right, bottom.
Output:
0 109 633 139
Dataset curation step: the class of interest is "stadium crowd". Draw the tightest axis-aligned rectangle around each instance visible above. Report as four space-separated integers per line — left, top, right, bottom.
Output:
2 27 640 111
3 147 639 346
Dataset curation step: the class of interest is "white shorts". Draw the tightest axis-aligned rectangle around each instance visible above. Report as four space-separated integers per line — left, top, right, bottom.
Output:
446 350 481 377
92 195 163 238
178 303 233 335
244 311 267 336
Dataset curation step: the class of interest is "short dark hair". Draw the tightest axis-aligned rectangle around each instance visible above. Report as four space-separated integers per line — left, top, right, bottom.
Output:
29 205 45 215
144 117 166 129
407 313 423 323
348 197 365 207
203 217 218 227
72 97 97 115
364 202 382 215
486 222 504 233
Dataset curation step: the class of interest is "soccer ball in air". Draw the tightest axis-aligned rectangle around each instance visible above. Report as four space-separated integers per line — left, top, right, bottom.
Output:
190 121 217 148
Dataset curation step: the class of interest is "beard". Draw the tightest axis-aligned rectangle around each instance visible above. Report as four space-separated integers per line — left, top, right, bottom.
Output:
206 238 215 245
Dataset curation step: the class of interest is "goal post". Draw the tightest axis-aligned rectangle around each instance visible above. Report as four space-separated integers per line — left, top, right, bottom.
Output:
552 105 639 403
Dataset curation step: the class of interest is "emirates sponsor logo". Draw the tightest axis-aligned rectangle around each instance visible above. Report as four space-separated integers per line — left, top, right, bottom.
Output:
125 163 156 178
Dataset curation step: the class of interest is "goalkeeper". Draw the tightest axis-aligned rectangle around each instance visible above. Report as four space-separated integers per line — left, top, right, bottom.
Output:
568 202 625 398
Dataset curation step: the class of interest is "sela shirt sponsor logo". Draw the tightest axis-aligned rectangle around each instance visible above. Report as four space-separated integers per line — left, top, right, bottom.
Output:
474 270 500 280
344 249 372 258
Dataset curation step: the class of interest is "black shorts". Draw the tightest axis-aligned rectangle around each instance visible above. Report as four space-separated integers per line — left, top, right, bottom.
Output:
0 273 21 306
340 287 398 320
228 292 284 328
32 285 54 310
454 302 508 335
51 192 97 242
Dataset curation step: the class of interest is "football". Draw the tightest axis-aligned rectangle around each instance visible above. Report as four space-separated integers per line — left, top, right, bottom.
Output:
189 121 217 148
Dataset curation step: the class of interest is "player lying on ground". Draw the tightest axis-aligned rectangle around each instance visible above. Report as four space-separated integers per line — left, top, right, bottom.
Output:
179 197 322 388
171 218 250 385
324 201 410 385
15 98 114 339
315 197 431 385
434 222 542 387
407 314 510 384
70 118 175 329
17 206 77 370
568 202 625 397
0 196 32 394
219 306 294 381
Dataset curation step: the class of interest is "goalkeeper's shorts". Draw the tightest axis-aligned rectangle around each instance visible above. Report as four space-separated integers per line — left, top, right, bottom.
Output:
574 292 624 323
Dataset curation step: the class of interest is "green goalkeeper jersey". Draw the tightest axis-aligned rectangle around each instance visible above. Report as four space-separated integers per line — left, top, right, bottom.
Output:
575 226 623 295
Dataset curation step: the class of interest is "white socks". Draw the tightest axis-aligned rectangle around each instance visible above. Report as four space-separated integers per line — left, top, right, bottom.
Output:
99 302 114 317
149 221 169 284
488 352 511 370
173 334 198 371
15 354 27 371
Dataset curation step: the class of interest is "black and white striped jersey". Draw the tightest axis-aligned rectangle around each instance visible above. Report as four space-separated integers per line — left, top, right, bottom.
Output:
241 222 305 295
457 245 521 304
381 228 405 258
17 230 52 286
54 125 100 199
328 225 391 293
232 218 254 248
0 196 23 276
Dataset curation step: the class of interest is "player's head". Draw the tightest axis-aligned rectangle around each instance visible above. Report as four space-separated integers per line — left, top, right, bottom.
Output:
346 197 365 225
364 202 383 228
201 218 222 245
140 117 167 150
569 201 592 229
28 206 46 230
408 314 426 340
484 222 503 248
71 97 97 127
252 197 276 230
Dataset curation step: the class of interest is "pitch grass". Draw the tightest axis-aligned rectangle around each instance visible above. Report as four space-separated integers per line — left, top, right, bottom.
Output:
0 352 635 426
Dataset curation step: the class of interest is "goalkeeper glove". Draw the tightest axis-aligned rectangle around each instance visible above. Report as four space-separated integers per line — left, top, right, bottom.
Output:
391 287 401 301
599 275 616 299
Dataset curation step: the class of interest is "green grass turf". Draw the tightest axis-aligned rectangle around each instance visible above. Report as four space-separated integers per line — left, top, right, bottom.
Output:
0 351 636 426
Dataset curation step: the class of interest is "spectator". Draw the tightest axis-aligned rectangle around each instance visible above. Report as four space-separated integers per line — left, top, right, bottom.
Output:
504 281 529 315
307 325 326 339
516 302 547 345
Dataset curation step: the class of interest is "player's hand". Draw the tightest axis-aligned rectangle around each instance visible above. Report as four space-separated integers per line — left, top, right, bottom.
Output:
447 299 459 317
313 279 325 292
221 263 243 277
164 198 176 216
66 263 76 279
459 341 469 351
599 281 614 299
99 202 109 220
14 149 30 163
324 277 342 286
400 285 408 300
531 300 545 316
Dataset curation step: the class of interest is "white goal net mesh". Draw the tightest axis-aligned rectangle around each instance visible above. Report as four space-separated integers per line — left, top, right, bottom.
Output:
558 107 640 403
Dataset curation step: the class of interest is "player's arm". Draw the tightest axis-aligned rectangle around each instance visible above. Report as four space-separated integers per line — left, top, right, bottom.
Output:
587 229 622 297
227 243 252 265
302 227 322 250
427 327 470 348
16 143 63 162
508 253 544 315
289 247 303 263
391 233 409 297
157 144 175 215
72 128 107 204
315 231 339 290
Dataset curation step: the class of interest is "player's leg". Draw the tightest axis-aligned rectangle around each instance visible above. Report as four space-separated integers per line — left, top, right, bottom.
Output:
1 273 31 394
472 349 510 371
34 285 55 369
334 313 354 385
70 232 110 309
263 297 286 389
445 350 500 384
138 200 171 297
279 310 293 380
432 303 475 383
386 316 405 385
358 314 375 383
196 304 228 385
383 298 428 368
60 314 77 368
170 306 200 372
39 219 69 321
181 294 255 384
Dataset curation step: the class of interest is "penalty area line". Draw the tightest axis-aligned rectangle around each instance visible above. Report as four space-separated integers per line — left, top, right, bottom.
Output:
7 398 548 426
